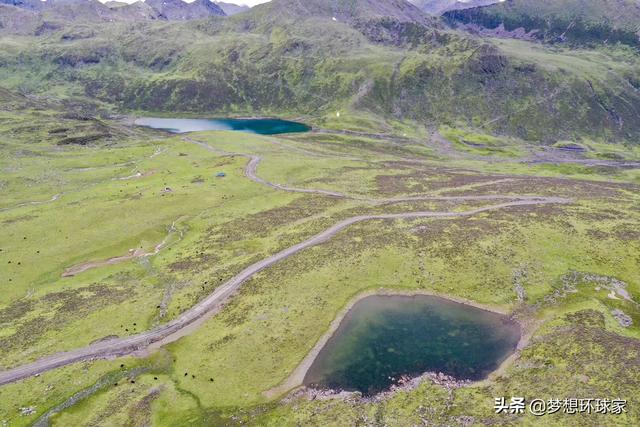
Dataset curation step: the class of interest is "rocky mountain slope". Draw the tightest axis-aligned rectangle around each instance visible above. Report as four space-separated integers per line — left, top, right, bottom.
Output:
411 0 501 15
0 4 41 34
215 1 249 15
1 0 639 143
445 0 640 47
0 0 43 10
146 0 225 20
246 0 434 25
0 0 226 23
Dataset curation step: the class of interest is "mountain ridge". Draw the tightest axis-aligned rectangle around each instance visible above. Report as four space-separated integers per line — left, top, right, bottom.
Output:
1 0 639 143
411 0 501 15
215 0 249 15
146 0 225 20
0 0 227 22
243 0 434 25
445 0 640 47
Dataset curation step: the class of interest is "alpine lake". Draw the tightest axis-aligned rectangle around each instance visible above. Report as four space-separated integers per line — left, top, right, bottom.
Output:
135 117 311 134
303 295 521 396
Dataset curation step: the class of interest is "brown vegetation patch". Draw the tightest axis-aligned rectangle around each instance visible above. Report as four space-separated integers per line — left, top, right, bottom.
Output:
564 309 607 329
0 283 133 357
127 386 164 425
572 207 629 222
218 297 256 328
2 214 38 225
537 311 640 373
168 252 221 273
411 203 572 253
375 170 507 195
442 176 638 201
613 224 640 241
586 229 610 240
375 173 429 194
0 298 35 324
57 134 110 146
503 310 640 408
206 195 335 244
411 216 502 259
484 203 570 223
207 333 236 351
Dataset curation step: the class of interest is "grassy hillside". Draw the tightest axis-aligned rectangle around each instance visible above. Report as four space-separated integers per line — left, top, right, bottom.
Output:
1 1 640 144
445 0 640 47
248 0 434 24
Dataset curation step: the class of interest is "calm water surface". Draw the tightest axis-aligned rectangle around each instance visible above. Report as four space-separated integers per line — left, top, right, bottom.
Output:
304 295 521 395
135 117 310 134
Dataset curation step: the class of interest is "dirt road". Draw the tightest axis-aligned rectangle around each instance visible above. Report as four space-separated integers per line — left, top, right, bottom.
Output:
188 138 561 205
0 194 569 386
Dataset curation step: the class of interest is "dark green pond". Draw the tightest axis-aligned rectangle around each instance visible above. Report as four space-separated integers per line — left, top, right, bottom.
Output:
134 117 310 135
303 295 521 395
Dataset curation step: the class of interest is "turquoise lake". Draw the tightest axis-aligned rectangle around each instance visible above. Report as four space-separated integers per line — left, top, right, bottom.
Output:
303 295 521 395
134 117 310 134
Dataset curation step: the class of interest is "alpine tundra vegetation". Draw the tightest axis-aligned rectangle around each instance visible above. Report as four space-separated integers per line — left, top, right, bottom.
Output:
0 0 639 425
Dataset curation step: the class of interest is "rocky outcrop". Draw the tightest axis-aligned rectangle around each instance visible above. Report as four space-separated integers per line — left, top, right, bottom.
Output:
214 1 249 15
411 0 501 15
146 0 226 20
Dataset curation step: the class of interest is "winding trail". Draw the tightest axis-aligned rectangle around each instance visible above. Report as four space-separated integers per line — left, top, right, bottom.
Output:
244 155 346 198
0 137 571 386
0 194 62 212
61 219 183 278
187 137 347 198
0 195 568 386
188 137 558 205
0 145 167 213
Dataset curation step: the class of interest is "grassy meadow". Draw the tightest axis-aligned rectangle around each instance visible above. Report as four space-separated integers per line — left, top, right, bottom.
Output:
0 100 638 426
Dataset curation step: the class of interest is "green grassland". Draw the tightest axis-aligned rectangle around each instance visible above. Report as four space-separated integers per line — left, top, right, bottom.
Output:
1 94 639 426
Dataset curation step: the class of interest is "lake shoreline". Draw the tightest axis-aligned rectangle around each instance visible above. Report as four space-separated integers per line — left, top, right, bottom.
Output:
132 117 311 135
264 288 528 400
